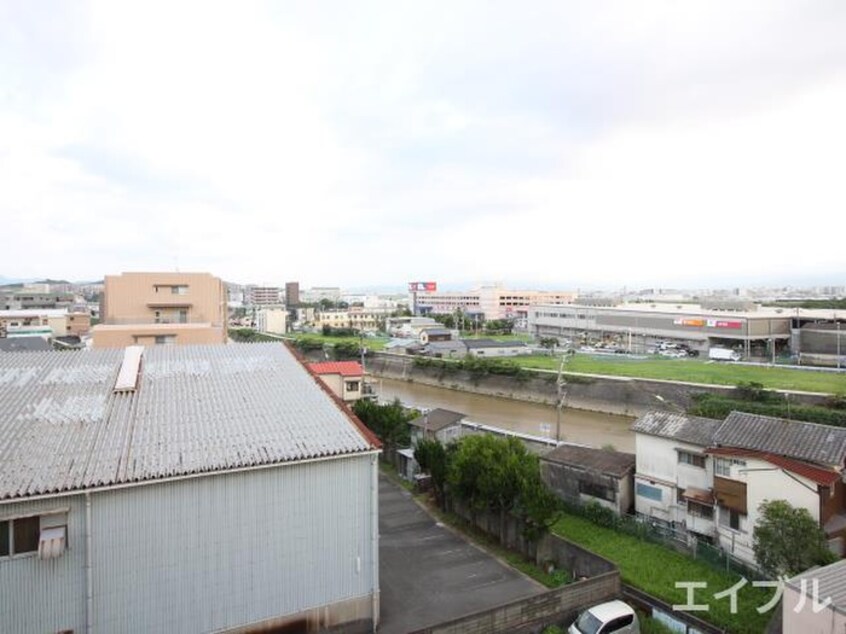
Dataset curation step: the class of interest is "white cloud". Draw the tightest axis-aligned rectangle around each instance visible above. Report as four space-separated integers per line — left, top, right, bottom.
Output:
0 1 844 288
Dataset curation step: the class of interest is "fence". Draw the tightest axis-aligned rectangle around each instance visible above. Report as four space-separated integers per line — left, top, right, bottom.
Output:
560 499 764 581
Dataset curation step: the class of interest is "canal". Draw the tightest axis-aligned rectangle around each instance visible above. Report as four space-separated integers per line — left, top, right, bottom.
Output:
376 377 636 452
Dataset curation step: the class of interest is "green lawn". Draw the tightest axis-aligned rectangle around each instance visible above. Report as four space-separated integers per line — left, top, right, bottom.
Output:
552 515 772 634
517 354 846 394
288 333 389 351
461 333 534 342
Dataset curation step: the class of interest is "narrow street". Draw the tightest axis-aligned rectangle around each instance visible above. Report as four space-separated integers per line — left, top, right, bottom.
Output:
378 474 544 633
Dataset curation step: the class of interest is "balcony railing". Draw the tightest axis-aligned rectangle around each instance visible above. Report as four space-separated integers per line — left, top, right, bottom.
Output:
100 316 223 327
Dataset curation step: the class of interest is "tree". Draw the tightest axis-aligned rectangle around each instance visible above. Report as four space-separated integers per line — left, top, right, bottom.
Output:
753 500 837 577
414 438 450 507
352 398 412 453
539 337 559 351
446 434 558 544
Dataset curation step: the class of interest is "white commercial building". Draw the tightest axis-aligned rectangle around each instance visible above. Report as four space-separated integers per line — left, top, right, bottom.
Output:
416 285 576 321
256 306 288 334
0 343 381 634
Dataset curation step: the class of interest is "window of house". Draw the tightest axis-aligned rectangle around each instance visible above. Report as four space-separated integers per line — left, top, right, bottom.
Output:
345 381 360 392
636 482 662 502
714 458 746 477
579 480 616 503
171 285 188 295
687 502 714 520
154 335 176 345
678 451 707 468
720 508 744 531
0 516 40 557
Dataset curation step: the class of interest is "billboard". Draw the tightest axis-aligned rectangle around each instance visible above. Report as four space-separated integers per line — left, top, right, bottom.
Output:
674 317 743 329
408 282 437 292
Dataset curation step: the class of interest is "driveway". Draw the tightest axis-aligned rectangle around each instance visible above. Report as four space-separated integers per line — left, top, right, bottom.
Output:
378 474 544 633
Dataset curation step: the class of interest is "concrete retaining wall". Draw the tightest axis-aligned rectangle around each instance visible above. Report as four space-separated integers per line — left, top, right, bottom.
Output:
408 572 620 634
366 352 829 416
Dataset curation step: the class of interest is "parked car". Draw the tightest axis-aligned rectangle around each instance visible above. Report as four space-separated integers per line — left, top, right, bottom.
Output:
708 347 742 361
569 600 640 634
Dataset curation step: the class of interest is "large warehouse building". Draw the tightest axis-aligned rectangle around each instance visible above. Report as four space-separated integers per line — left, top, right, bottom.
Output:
528 301 845 363
0 343 381 634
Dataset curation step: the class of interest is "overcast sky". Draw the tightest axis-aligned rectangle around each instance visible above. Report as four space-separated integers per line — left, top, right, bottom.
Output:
1 1 845 289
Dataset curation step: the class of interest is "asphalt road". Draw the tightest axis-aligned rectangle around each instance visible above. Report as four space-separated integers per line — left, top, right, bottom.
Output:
378 474 544 633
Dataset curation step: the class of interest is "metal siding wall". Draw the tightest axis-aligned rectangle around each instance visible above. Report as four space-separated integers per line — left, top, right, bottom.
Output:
91 454 375 634
0 495 87 634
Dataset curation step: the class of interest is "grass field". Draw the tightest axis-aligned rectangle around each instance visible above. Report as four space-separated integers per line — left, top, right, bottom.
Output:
287 333 390 350
517 354 846 394
551 515 772 634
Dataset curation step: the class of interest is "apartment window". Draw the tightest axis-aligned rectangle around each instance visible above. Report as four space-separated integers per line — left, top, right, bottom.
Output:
714 458 746 478
720 508 744 531
171 285 188 295
0 516 39 557
154 335 176 345
678 451 707 469
687 502 714 520
636 482 662 502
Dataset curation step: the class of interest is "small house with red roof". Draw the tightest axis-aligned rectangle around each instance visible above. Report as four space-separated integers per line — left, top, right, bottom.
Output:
308 361 365 403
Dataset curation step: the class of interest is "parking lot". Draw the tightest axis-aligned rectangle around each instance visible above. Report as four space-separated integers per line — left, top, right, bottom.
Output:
378 474 544 633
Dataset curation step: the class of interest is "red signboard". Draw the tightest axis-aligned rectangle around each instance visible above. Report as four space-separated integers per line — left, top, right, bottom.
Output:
408 282 437 292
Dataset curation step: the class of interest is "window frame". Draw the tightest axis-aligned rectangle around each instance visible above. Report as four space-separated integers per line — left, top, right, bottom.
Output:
677 450 707 469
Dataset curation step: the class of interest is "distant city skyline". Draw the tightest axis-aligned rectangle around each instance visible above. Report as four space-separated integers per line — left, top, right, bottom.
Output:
1 2 845 287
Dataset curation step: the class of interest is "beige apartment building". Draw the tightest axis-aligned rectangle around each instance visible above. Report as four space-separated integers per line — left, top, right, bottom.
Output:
92 272 227 348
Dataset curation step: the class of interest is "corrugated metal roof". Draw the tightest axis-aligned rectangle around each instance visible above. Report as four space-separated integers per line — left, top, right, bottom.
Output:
788 560 846 609
0 343 376 501
706 446 841 486
715 411 846 467
408 408 466 432
630 411 723 447
541 445 635 477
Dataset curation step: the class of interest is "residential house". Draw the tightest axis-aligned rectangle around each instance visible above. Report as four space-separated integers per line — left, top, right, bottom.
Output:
631 410 846 566
540 445 636 516
0 343 380 634
309 361 365 403
709 412 846 563
419 327 454 345
409 408 466 445
631 411 721 535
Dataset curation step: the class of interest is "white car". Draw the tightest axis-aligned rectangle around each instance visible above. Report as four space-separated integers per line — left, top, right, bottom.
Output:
569 600 640 634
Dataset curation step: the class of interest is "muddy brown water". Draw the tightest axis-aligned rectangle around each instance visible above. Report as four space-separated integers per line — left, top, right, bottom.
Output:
376 377 636 452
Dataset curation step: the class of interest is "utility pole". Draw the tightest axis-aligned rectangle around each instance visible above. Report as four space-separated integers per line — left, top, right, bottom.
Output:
555 351 572 442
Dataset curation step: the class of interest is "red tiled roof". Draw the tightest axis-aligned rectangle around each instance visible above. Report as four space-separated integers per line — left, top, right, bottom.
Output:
308 361 364 377
706 447 841 486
